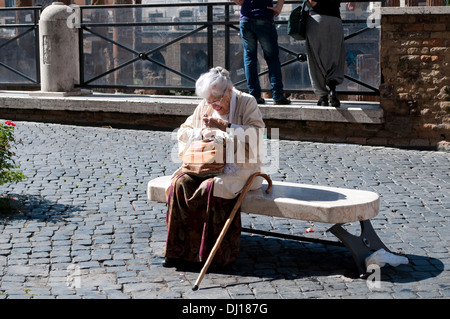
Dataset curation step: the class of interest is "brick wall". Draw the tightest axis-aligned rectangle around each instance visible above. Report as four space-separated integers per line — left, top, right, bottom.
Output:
380 7 450 148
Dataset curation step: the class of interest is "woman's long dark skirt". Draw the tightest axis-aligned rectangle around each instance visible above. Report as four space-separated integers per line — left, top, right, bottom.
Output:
164 173 241 267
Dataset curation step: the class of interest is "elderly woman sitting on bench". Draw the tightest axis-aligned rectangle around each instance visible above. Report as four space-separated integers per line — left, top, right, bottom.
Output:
163 66 266 269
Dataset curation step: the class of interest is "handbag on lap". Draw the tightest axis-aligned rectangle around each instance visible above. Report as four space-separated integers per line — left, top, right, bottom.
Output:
181 139 226 177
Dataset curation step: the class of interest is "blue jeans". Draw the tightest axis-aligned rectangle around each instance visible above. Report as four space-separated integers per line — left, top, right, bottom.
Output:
240 18 284 101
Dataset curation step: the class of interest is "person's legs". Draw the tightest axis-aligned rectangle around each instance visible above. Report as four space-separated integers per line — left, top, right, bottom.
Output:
306 14 329 99
240 19 262 100
253 19 285 101
306 13 345 107
164 174 241 267
326 18 345 107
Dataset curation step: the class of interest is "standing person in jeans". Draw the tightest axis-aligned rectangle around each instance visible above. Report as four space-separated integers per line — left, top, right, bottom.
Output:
232 0 291 105
306 0 345 107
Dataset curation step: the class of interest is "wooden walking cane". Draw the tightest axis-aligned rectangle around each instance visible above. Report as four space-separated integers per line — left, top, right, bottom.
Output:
192 172 272 291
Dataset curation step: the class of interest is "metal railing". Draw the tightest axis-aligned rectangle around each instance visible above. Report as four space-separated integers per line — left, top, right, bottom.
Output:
0 1 383 96
0 6 41 87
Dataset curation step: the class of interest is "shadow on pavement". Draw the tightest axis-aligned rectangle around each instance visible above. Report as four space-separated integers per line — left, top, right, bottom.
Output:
0 194 80 223
378 253 444 284
214 234 444 284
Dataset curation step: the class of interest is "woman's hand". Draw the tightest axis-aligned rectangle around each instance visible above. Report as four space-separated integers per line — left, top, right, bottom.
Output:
267 5 282 17
308 0 317 7
267 0 284 17
231 0 245 6
203 116 229 132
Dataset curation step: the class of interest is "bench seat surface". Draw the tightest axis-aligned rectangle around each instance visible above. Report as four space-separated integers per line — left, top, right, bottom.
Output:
147 175 379 224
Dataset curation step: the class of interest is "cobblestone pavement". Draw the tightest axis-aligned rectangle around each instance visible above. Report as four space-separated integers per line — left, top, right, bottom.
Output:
0 121 449 300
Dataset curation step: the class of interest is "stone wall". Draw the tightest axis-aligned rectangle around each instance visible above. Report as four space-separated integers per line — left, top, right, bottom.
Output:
379 6 450 148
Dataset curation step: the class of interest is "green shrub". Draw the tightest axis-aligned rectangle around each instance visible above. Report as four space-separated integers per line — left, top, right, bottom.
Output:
0 120 26 186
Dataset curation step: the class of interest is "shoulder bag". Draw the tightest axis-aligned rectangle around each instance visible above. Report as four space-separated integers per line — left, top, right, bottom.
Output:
288 1 310 41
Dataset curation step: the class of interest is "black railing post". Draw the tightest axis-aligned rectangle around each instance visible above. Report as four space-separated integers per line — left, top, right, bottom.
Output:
207 4 213 69
224 3 230 71
34 7 41 85
78 7 84 87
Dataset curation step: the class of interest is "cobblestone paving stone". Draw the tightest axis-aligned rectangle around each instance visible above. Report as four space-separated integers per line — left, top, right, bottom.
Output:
0 121 449 299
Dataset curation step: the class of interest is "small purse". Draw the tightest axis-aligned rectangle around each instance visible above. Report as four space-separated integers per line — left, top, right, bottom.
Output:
181 139 226 177
288 1 310 41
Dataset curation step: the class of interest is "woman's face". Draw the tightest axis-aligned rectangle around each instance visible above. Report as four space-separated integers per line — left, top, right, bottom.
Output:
206 86 231 115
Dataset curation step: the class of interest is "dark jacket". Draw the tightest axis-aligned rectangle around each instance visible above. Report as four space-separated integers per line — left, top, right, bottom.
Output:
311 0 341 19
240 0 275 21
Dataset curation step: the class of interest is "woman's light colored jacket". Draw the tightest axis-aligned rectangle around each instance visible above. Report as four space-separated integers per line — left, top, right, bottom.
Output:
169 88 266 199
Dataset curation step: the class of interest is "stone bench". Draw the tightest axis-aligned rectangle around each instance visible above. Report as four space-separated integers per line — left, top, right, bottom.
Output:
147 175 390 276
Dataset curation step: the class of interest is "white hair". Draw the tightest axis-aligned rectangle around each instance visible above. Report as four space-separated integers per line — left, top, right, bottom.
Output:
195 66 233 98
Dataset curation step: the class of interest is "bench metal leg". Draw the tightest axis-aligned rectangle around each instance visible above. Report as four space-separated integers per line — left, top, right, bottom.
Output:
328 220 390 277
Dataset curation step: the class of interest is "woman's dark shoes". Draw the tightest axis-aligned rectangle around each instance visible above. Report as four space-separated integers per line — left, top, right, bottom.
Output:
163 258 202 271
162 258 179 268
163 258 232 273
329 89 340 107
327 80 340 107
317 95 329 106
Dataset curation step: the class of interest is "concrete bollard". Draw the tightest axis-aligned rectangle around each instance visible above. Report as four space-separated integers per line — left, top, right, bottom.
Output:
35 2 89 96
